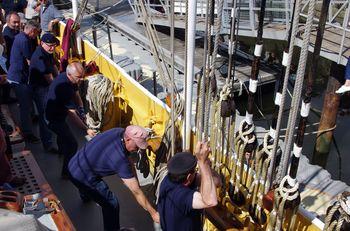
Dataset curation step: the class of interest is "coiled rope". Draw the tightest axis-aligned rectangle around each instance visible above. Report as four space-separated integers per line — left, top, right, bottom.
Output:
324 192 350 231
85 74 115 133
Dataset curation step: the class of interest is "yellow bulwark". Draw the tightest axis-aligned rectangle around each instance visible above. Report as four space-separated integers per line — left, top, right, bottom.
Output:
55 22 322 231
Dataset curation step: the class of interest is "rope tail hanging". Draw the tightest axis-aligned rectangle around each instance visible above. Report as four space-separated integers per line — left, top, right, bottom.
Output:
267 0 316 229
85 74 114 133
324 191 350 231
229 0 266 208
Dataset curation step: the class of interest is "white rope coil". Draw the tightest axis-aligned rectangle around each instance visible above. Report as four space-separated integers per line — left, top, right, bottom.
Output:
282 51 289 67
275 92 282 106
249 79 258 93
85 74 114 133
293 144 302 158
300 101 311 117
254 44 263 57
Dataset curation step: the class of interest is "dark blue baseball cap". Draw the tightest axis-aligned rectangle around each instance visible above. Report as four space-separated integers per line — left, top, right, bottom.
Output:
167 152 197 175
41 33 59 45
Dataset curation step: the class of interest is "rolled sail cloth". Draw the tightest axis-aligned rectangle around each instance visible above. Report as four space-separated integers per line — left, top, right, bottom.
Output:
84 74 114 133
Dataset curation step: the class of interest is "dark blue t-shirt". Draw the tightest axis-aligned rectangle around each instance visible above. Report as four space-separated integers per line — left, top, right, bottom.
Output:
68 128 134 187
7 32 34 83
29 46 55 87
2 0 27 14
45 72 77 122
3 26 19 68
158 176 202 231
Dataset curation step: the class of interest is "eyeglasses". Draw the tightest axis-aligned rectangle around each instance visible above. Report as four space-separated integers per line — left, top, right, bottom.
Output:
44 42 57 48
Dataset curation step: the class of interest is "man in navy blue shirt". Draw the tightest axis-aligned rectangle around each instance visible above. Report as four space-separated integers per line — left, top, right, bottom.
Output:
3 12 20 70
7 20 40 143
158 142 218 231
45 62 95 178
0 12 20 105
68 125 160 230
29 33 59 152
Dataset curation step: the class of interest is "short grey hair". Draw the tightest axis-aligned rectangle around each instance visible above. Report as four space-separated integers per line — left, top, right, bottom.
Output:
24 20 40 32
66 62 84 76
6 12 19 23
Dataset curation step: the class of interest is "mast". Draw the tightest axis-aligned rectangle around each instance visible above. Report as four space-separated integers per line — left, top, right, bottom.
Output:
184 0 197 150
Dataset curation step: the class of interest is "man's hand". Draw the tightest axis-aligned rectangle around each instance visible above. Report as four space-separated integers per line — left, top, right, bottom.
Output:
194 142 211 164
87 129 96 137
151 211 160 223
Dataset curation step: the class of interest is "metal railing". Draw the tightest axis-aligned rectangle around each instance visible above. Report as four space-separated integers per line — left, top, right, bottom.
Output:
128 0 350 64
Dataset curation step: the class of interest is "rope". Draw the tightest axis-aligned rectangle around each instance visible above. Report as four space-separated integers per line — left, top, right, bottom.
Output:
85 74 114 133
324 192 350 231
268 0 302 188
280 0 316 180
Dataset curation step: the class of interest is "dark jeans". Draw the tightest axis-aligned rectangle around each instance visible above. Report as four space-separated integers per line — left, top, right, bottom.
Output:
69 176 120 231
48 120 77 175
32 86 52 148
13 83 33 135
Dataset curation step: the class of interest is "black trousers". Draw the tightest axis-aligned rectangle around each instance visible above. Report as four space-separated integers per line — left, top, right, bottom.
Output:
48 120 77 175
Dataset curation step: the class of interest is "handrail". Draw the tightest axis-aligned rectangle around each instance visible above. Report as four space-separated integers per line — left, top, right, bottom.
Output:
128 0 350 64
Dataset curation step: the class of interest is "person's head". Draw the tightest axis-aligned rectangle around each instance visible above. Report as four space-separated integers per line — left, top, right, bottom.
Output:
124 125 149 153
6 12 20 30
24 20 40 39
66 62 85 84
40 33 59 54
167 152 197 186
41 0 50 5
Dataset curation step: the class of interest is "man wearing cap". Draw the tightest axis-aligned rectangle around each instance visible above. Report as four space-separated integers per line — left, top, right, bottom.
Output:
158 142 218 231
28 33 59 152
45 61 95 178
68 125 160 230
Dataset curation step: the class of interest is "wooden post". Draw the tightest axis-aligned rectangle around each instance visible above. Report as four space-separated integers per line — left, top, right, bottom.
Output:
107 22 114 61
92 25 97 47
312 62 344 167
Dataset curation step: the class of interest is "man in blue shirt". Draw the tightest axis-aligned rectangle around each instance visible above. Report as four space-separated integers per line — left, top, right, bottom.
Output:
3 12 20 70
0 12 20 105
336 57 350 94
29 33 59 152
7 20 40 143
45 62 95 178
68 125 160 230
158 142 218 231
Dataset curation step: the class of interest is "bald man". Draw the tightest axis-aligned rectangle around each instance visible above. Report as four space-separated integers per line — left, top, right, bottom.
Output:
45 62 95 178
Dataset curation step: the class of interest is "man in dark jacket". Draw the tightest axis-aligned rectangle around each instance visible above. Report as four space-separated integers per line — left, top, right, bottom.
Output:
45 62 95 178
29 33 59 152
